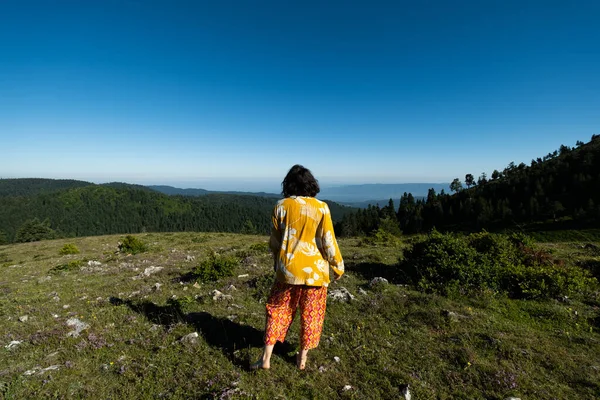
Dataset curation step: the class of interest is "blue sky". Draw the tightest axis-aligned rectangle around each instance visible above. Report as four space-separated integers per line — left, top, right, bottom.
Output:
1 0 598 191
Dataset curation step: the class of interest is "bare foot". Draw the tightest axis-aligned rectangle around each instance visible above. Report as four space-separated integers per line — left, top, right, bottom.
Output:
296 352 307 370
250 359 270 370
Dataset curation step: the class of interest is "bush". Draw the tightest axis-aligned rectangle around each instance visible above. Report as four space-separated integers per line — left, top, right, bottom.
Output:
59 243 80 255
49 260 82 274
401 231 597 299
194 251 238 282
118 235 148 254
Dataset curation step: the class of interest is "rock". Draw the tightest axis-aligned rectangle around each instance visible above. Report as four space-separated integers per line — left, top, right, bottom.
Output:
442 310 468 322
400 384 411 400
133 266 163 280
358 288 368 295
63 305 70 309
87 260 102 267
226 285 237 291
153 283 162 291
342 385 352 391
128 291 141 298
66 318 90 337
39 365 60 373
334 356 341 363
38 276 51 283
185 255 195 262
19 315 29 322
211 290 233 301
143 266 163 276
318 366 327 373
52 296 60 302
180 332 199 344
237 274 249 278
504 398 521 400
369 277 389 287
328 288 355 302
23 368 39 376
5 340 22 349
193 282 201 289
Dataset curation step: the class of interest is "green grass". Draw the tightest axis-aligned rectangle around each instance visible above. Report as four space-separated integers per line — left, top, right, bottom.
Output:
0 233 599 399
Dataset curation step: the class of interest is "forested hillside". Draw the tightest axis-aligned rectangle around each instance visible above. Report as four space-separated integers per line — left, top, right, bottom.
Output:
338 135 600 236
0 183 353 243
0 178 92 197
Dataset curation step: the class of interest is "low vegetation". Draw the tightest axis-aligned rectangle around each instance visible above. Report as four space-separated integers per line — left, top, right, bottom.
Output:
59 243 80 255
1 232 599 399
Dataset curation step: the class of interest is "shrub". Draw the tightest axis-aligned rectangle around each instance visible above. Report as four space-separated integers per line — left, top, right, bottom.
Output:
194 251 238 282
249 242 270 253
401 231 597 299
118 235 148 254
59 243 80 255
49 260 82 274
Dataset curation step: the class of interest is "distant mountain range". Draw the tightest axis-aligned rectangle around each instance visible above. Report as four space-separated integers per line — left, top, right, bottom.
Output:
318 183 448 203
148 183 448 207
147 185 278 198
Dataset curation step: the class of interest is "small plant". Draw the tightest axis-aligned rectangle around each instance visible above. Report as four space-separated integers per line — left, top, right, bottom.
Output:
59 243 80 255
194 251 238 282
49 260 82 274
249 242 270 253
118 235 148 255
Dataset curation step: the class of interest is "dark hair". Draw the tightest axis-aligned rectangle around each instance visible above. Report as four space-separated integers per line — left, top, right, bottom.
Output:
281 164 320 197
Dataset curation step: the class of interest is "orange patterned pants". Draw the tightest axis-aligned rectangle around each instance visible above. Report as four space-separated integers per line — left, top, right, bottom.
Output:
264 281 327 350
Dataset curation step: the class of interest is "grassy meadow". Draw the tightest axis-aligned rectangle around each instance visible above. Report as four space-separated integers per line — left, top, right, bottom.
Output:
1 232 599 399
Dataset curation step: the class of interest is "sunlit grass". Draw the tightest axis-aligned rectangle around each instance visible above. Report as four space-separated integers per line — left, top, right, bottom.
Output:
1 232 599 399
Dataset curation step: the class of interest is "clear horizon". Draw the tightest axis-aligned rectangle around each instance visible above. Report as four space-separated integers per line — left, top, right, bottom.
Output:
2 1 598 189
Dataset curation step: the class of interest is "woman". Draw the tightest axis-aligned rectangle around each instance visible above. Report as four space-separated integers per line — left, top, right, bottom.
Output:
252 165 344 370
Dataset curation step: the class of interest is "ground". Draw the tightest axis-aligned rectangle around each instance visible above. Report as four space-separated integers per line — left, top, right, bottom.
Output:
1 232 599 399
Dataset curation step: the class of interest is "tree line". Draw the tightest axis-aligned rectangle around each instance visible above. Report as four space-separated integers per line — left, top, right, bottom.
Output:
0 183 352 243
336 135 600 236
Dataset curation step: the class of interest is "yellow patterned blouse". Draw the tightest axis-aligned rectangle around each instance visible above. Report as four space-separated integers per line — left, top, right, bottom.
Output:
269 196 344 287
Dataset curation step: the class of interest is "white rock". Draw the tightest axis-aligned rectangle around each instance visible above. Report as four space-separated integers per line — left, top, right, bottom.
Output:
153 283 162 291
504 398 521 400
5 340 22 349
87 260 102 267
39 365 60 373
358 288 368 295
342 385 352 391
226 285 237 291
66 318 90 338
185 255 195 262
62 305 70 309
52 296 60 302
211 290 233 301
19 315 29 322
23 368 39 376
180 332 199 344
328 288 355 302
334 356 341 363
143 266 163 276
237 274 249 278
369 277 389 287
